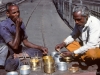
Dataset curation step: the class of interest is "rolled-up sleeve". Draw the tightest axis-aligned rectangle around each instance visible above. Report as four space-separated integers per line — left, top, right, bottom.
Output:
21 23 28 40
64 25 80 45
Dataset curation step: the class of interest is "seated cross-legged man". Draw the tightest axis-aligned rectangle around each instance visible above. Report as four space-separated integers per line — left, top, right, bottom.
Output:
0 2 48 71
55 5 100 75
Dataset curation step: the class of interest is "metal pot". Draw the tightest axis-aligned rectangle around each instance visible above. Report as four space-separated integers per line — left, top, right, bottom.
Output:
56 62 67 71
54 53 61 63
50 51 57 57
44 65 55 74
42 56 55 65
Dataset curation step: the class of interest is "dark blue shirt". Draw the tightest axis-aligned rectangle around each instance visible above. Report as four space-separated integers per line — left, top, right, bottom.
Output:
0 18 28 45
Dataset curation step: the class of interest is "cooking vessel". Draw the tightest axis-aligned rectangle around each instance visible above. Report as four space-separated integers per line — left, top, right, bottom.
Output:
42 56 55 65
56 62 67 71
44 65 55 74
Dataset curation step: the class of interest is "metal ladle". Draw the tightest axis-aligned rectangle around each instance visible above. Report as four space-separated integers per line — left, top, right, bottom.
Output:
56 49 64 57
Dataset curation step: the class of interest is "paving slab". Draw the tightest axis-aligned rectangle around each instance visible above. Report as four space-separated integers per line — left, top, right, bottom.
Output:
19 0 71 53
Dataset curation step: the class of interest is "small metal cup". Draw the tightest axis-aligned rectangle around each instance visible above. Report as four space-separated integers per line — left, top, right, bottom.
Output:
6 71 18 75
30 58 40 70
68 66 79 73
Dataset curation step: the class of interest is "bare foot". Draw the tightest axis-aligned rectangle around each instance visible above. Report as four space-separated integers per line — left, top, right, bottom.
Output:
13 52 29 59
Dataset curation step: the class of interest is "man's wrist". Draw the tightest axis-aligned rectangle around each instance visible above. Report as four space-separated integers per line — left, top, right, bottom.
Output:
62 42 66 47
71 52 75 58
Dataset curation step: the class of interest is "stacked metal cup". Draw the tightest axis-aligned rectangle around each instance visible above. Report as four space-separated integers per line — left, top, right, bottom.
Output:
42 56 55 74
30 57 40 71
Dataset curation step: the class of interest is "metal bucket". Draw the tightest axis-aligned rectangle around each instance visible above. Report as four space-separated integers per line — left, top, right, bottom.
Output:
44 65 55 74
57 62 67 71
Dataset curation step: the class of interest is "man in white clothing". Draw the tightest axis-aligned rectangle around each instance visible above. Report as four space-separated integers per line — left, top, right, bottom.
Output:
55 5 100 74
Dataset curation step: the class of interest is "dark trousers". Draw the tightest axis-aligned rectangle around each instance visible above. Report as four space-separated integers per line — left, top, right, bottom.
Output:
96 59 100 75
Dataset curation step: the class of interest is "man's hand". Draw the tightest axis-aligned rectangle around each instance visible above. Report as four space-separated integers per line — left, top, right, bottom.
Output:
40 46 48 55
16 18 22 27
55 42 66 52
62 51 74 57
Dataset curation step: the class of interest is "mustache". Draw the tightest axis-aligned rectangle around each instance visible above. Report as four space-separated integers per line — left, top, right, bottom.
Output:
76 24 81 26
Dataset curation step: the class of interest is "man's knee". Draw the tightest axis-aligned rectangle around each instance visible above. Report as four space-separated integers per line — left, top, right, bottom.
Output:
0 45 8 55
79 49 100 61
0 45 8 65
5 58 19 71
85 48 100 60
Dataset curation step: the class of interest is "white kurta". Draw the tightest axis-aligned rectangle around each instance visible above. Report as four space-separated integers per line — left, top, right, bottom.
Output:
64 15 100 54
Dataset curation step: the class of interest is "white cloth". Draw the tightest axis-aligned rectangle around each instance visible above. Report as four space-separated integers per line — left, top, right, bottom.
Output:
64 15 100 54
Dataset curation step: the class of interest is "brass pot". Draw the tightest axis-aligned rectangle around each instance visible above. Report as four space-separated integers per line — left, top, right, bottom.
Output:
43 56 53 61
44 65 55 74
42 56 55 65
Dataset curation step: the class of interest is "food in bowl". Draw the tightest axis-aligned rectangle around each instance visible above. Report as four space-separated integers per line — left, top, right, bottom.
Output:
20 65 31 75
68 66 79 73
20 65 30 70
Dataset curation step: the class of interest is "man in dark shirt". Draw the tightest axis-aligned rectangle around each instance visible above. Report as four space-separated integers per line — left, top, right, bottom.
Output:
0 2 48 71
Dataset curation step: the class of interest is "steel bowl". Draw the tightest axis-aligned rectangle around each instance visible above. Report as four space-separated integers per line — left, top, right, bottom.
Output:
20 65 31 75
6 71 18 75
